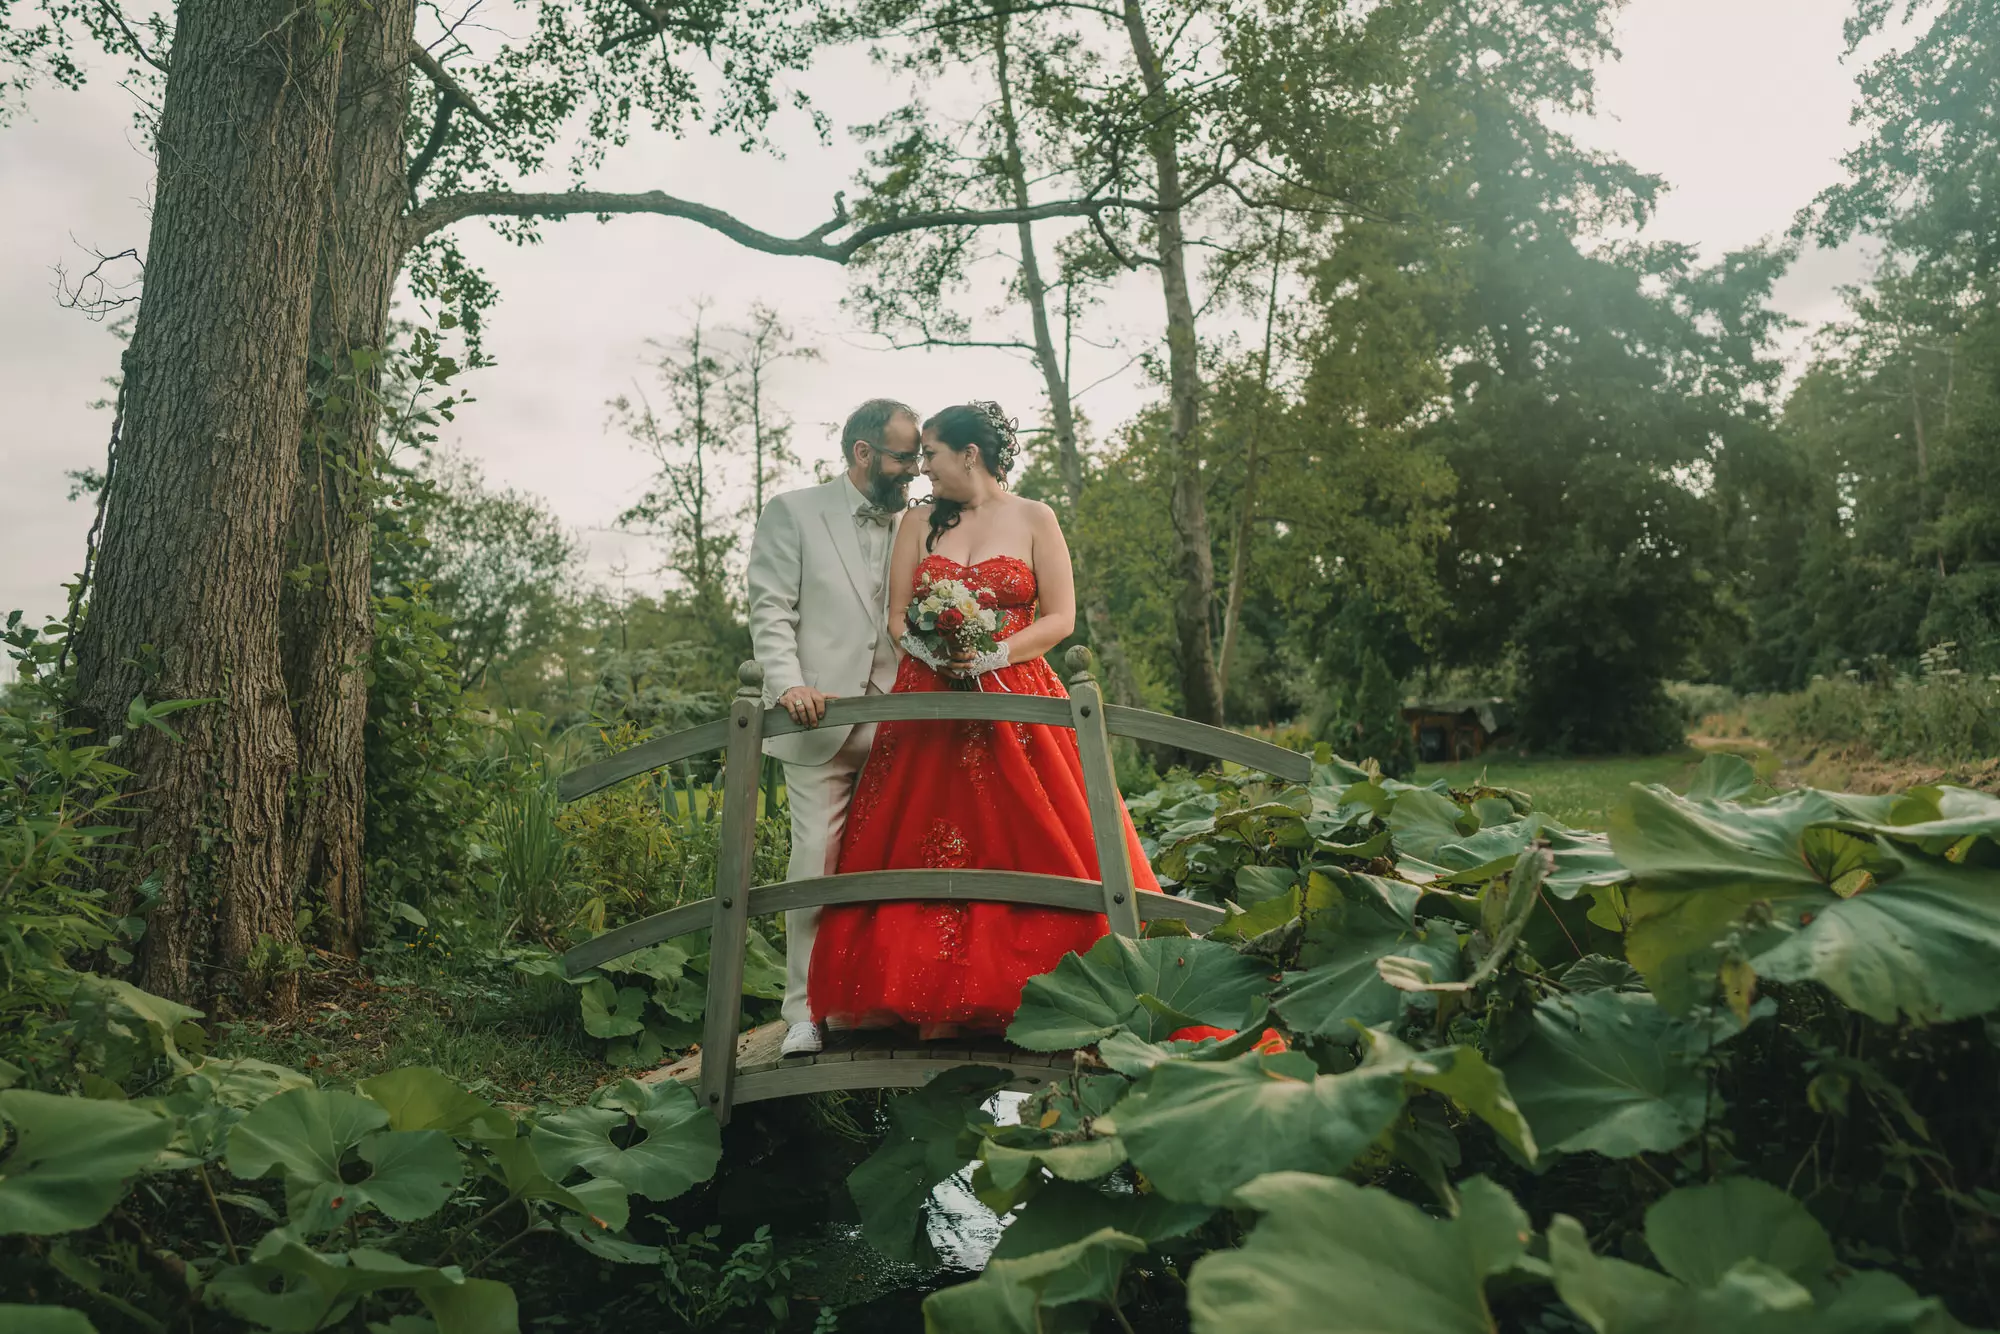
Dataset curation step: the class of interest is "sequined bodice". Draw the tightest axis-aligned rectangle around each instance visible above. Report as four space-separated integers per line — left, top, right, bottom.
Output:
915 554 1037 638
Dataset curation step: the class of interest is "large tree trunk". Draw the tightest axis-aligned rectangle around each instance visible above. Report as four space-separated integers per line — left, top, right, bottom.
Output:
71 1 347 1009
283 0 417 958
993 19 1142 710
1120 0 1224 725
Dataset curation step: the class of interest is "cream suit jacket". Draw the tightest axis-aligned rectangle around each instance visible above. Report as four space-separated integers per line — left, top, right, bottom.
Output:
745 477 902 767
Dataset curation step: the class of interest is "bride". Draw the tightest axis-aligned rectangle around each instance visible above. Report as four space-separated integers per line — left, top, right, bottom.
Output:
806 402 1163 1039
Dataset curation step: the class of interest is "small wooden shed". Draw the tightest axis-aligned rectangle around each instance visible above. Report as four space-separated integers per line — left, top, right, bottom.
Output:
1403 698 1513 764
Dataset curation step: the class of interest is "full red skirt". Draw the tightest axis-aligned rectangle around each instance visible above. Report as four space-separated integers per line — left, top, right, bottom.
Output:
807 631 1160 1035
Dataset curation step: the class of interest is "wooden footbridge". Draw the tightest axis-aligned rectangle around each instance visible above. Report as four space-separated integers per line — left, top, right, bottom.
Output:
558 647 1311 1123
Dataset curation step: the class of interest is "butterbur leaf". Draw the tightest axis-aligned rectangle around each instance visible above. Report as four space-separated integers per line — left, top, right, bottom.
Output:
210 1228 513 1334
1645 1179 1834 1289
419 1276 519 1333
1498 990 1719 1159
529 1078 719 1203
360 1068 514 1142
229 1087 468 1231
1618 784 2000 1022
922 1228 1144 1333
1007 935 1272 1050
0 1091 174 1235
1550 1181 1959 1334
850 1068 1010 1265
1387 786 1479 863
355 1130 463 1223
578 979 648 1039
1684 753 1758 802
1115 1051 1408 1204
1188 1174 1531 1332
1363 1033 1537 1162
987 1179 1210 1305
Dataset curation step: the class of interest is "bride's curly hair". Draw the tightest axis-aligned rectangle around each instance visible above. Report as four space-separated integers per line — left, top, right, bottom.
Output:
923 401 1019 552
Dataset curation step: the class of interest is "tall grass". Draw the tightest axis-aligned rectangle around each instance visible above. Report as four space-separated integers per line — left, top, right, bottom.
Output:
1748 661 2000 765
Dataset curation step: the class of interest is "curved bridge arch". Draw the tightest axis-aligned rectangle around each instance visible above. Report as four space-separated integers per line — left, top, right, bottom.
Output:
558 647 1309 1122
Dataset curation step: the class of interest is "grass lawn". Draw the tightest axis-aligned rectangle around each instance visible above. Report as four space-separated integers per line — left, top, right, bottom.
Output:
1414 742 1777 830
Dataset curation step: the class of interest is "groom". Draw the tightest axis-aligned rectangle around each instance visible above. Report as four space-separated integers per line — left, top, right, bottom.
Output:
746 398 923 1057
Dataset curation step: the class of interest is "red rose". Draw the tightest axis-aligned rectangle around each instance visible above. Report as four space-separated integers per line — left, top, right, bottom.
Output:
976 588 998 607
937 607 966 632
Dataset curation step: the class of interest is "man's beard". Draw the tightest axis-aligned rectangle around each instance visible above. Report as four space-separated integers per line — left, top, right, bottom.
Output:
867 459 913 509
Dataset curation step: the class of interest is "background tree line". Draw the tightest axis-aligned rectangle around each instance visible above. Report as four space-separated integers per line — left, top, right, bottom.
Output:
1 0 1994 1013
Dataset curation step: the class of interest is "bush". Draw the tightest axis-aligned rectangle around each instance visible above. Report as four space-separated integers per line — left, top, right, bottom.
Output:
1749 650 2000 764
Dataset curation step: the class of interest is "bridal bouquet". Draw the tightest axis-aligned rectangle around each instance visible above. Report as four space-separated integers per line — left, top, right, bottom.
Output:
904 575 1002 690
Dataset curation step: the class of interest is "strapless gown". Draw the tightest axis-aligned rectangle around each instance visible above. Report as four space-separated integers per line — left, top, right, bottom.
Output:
806 554 1162 1036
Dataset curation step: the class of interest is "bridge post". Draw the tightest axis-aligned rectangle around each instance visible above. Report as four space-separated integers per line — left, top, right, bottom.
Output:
1065 646 1143 938
698 660 767 1125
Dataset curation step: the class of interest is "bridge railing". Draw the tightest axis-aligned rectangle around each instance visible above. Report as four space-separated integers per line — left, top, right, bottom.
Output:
557 646 1311 1122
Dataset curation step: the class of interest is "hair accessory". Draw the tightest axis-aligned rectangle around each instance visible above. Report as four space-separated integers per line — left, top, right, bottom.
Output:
969 400 1020 476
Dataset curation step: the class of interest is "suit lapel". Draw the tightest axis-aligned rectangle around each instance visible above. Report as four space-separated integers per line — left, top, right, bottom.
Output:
819 481 877 615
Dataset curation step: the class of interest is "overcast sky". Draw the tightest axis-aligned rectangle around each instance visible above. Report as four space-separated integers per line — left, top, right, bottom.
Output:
0 0 1881 659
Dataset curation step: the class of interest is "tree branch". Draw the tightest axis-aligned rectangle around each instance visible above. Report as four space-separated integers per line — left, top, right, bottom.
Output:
402 189 1157 258
408 42 499 131
98 1 168 73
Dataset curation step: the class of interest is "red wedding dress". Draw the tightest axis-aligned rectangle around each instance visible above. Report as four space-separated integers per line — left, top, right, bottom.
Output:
807 554 1161 1036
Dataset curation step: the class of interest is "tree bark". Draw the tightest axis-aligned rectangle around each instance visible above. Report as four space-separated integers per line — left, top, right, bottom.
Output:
1120 0 1224 724
71 1 348 1010
993 18 1142 710
284 0 418 958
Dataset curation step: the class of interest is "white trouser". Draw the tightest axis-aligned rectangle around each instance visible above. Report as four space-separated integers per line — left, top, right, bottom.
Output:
779 718 878 1027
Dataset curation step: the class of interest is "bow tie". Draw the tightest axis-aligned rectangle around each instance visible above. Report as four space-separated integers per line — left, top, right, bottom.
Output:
854 505 899 527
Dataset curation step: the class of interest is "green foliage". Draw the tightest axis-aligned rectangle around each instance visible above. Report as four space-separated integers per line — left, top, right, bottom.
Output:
1747 667 2000 766
363 585 510 918
1187 1174 1531 1333
840 747 1997 1330
0 994 727 1330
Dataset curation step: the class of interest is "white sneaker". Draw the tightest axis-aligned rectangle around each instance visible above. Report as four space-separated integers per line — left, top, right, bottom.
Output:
781 1022 822 1057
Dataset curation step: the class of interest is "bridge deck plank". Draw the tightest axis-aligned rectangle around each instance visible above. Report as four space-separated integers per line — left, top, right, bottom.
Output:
642 1021 1078 1102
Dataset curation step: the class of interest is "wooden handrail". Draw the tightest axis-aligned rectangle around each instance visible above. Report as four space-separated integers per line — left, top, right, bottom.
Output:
561 869 1228 976
1103 705 1312 782
557 655 1312 803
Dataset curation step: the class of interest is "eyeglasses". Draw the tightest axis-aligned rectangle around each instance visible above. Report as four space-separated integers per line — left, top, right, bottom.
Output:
874 446 921 464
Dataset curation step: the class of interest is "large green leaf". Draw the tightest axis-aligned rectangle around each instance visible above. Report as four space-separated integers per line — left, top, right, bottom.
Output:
1363 1034 1537 1162
207 1227 510 1334
1644 1178 1834 1290
0 1090 173 1235
1112 1051 1407 1205
529 1077 720 1203
1825 784 2000 847
1387 786 1479 862
1549 1180 1968 1334
1272 871 1461 1042
847 1068 1009 1265
359 1067 514 1142
1498 990 1717 1159
1007 935 1274 1050
921 1229 1142 1334
577 979 648 1039
1187 1173 1531 1333
228 1088 462 1231
355 1130 464 1223
986 1179 1210 1306
1616 785 2000 1022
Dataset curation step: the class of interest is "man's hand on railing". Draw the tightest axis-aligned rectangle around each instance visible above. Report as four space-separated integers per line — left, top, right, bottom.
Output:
778 685 835 727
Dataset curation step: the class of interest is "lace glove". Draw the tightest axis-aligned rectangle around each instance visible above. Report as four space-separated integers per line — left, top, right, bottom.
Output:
898 632 946 671
965 642 1011 678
